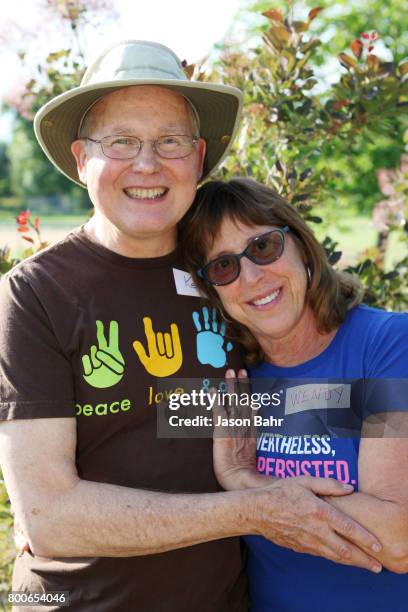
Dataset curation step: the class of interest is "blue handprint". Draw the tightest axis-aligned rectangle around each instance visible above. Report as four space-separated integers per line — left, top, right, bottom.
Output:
193 306 233 368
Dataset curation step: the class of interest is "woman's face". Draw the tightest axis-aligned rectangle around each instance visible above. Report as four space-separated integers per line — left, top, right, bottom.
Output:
207 217 311 345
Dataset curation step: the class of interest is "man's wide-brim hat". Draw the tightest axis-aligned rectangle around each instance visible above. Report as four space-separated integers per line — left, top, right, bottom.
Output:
34 40 243 187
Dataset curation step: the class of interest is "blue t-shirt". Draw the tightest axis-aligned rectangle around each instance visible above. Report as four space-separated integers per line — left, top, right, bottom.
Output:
246 305 408 612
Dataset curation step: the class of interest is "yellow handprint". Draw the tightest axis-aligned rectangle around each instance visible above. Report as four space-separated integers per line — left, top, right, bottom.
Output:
133 317 183 377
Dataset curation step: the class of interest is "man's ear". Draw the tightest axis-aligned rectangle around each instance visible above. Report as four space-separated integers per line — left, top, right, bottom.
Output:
196 138 207 181
71 139 88 185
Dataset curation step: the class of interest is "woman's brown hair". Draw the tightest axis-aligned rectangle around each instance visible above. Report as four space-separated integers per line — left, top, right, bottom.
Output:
179 177 363 366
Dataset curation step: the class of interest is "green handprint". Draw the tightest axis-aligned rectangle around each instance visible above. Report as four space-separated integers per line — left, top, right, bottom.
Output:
82 320 125 388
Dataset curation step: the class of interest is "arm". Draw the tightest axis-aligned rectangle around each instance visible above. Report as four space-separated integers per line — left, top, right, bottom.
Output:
0 417 248 558
324 415 408 573
0 416 381 570
211 373 383 572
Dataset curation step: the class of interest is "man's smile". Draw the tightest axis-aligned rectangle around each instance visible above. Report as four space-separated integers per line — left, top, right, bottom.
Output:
123 186 169 200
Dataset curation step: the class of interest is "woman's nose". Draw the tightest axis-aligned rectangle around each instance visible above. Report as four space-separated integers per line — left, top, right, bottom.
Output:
239 256 265 285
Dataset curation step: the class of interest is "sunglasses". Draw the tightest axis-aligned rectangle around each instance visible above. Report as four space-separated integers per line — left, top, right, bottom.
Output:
198 227 290 286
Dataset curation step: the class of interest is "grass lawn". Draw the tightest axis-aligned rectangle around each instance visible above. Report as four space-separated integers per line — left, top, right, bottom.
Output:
1 211 406 268
0 214 89 259
313 214 407 270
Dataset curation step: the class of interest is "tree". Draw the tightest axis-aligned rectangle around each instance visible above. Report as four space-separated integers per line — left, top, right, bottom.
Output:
7 116 89 202
229 0 408 214
201 3 408 307
0 143 11 196
1 0 119 206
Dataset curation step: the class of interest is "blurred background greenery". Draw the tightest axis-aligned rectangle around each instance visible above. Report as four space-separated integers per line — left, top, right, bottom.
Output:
0 0 407 608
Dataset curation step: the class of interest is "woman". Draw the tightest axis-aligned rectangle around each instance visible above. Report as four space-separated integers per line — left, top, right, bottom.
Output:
180 177 408 612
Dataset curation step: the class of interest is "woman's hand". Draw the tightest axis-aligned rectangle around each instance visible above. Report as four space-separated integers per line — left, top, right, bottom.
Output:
213 369 268 490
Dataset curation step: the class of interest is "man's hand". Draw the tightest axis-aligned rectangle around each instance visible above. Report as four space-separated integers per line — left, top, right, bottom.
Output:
249 476 383 573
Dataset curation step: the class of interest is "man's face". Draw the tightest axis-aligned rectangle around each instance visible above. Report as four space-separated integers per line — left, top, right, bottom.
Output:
71 86 206 255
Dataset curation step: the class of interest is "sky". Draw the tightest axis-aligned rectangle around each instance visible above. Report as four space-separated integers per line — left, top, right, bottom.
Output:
0 0 245 140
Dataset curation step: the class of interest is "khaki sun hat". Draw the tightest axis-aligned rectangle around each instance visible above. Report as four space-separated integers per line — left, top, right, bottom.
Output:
34 40 243 187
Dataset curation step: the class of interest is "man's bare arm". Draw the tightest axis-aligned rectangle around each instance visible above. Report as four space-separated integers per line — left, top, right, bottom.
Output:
0 417 248 557
0 418 381 570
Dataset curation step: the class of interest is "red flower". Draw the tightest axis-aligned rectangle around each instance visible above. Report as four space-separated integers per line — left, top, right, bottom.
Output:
351 39 363 59
332 99 351 109
360 31 379 44
16 210 31 225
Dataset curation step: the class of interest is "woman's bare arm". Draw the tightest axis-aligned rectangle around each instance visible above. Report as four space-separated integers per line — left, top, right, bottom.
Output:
325 415 408 573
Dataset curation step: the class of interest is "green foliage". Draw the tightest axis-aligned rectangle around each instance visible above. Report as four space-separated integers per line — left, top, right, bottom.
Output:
0 472 14 610
1 3 95 207
209 3 408 310
0 211 48 280
0 145 11 197
0 214 48 599
235 0 408 213
0 247 19 277
306 0 408 65
348 255 408 309
6 117 88 205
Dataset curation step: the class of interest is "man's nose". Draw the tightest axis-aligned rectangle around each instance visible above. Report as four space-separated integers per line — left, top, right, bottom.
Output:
239 256 265 285
130 142 161 173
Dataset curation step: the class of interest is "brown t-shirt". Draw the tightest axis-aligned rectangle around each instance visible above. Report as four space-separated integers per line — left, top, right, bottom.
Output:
0 228 248 611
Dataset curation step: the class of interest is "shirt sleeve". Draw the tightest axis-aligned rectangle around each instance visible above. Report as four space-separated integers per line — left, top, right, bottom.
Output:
0 269 76 420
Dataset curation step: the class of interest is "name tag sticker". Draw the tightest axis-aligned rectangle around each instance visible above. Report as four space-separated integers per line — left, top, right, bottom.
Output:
285 383 351 415
173 268 202 298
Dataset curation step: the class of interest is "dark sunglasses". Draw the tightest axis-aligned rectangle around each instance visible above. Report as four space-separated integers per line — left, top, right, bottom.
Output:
198 227 290 286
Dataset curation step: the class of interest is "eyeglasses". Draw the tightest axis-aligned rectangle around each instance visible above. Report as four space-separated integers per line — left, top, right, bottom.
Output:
83 134 199 160
197 227 290 286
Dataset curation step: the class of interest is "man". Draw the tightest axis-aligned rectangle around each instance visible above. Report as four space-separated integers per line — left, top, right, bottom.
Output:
0 40 383 611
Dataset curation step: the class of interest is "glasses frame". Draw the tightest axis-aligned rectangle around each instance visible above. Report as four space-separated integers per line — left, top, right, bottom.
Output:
197 226 290 286
82 134 199 160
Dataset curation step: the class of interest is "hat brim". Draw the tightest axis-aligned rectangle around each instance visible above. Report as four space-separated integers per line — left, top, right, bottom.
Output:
34 79 243 187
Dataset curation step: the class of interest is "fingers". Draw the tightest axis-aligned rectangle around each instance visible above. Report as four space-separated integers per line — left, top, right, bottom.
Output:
133 340 148 366
307 536 382 573
202 306 210 330
224 369 252 423
170 323 182 358
96 349 125 375
156 332 165 355
211 387 230 439
142 317 158 354
298 475 354 497
211 307 218 332
90 345 100 369
225 369 236 398
298 477 382 552
325 502 382 557
95 320 108 350
192 310 201 332
164 332 173 356
82 354 92 376
82 346 101 376
107 320 119 351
